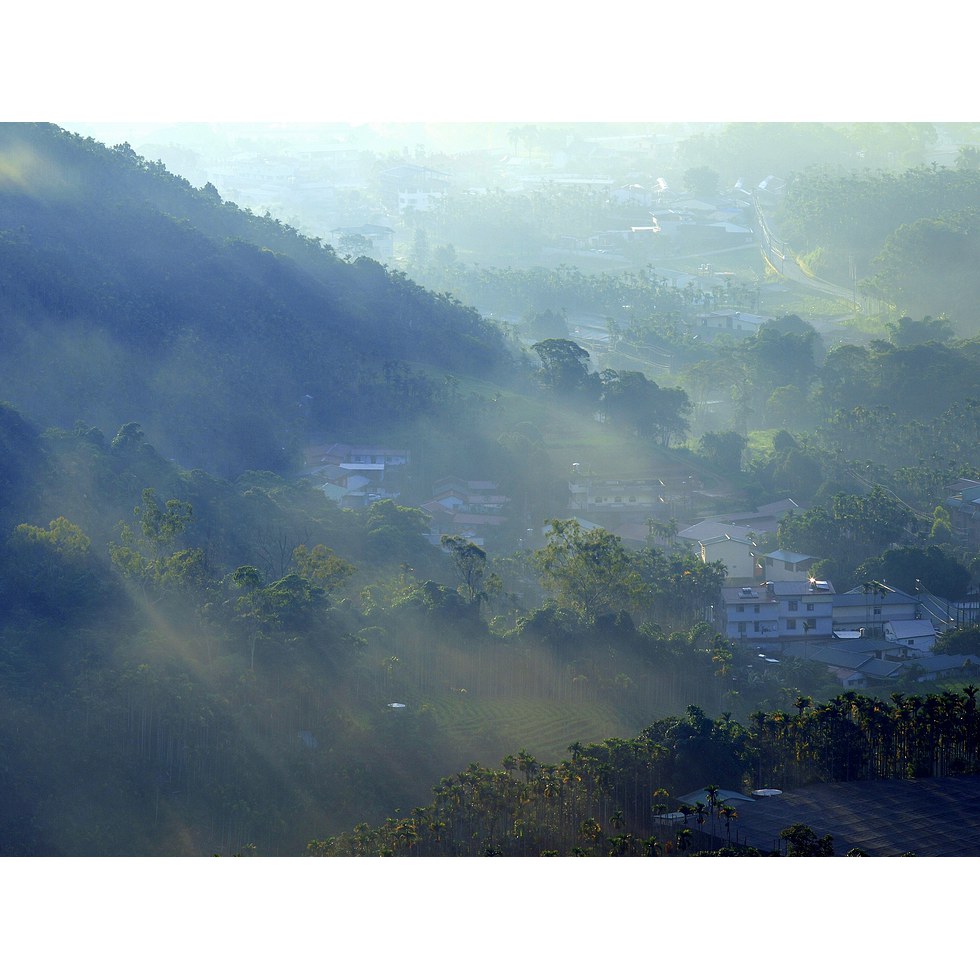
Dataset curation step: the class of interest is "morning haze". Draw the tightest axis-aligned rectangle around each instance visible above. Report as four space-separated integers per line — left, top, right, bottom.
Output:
2 119 980 859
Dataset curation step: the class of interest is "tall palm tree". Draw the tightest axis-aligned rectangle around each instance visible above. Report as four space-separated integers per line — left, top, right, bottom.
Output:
718 803 738 846
692 801 708 843
704 784 721 839
517 748 538 783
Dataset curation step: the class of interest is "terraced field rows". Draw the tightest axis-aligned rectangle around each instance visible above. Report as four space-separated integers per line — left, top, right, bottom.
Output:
424 695 637 765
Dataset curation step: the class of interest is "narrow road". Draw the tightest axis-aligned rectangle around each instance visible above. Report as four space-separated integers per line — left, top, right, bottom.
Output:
754 194 867 309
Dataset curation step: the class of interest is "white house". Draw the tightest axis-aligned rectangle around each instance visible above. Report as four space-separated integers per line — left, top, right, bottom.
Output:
883 619 937 655
379 164 450 214
699 532 758 581
304 442 409 470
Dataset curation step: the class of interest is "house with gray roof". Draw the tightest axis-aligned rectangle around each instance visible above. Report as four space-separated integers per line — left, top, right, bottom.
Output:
708 498 800 537
803 638 977 688
678 520 763 546
832 584 921 636
801 641 907 689
695 309 768 341
762 549 818 581
884 618 937 654
699 531 758 581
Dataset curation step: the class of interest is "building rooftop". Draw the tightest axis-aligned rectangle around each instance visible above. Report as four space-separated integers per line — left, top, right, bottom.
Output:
679 520 761 543
886 619 937 639
765 550 816 564
817 637 905 658
730 775 980 856
767 580 835 597
700 532 755 547
834 587 918 608
721 585 769 603
676 787 756 807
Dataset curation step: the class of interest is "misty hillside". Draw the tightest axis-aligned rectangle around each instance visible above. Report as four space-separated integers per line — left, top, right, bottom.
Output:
0 123 512 478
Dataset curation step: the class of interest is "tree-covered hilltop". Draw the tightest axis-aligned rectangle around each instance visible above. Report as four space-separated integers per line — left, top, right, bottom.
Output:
0 123 512 478
776 164 980 327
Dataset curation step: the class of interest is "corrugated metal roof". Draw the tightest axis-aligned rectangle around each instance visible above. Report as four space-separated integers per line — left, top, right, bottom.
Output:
765 549 816 563
677 788 756 807
886 619 937 639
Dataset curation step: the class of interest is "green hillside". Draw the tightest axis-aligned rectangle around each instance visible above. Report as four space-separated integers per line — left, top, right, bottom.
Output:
0 123 513 479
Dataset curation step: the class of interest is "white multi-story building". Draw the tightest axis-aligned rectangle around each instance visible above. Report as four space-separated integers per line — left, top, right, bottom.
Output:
719 579 835 643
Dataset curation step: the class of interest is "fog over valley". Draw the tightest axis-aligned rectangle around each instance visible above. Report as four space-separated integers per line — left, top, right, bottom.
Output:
2 118 980 869
7 3 980 970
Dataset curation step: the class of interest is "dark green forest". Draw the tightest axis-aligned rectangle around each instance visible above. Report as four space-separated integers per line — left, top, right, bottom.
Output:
3 122 980 858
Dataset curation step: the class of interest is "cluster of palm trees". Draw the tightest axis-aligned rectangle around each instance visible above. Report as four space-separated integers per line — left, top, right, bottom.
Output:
311 706 755 856
748 686 980 786
309 732 678 856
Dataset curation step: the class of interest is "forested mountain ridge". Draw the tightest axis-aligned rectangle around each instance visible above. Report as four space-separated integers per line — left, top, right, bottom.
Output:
0 123 512 478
